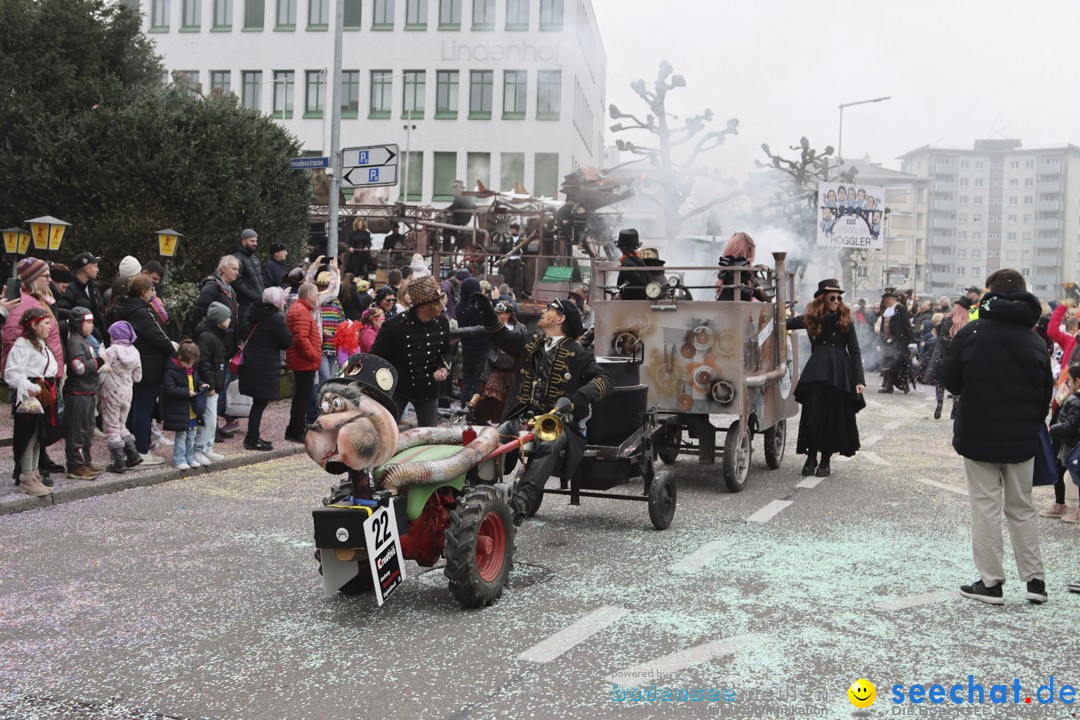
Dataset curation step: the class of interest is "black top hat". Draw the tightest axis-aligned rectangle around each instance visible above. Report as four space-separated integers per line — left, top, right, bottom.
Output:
321 353 399 419
956 296 974 310
881 287 900 299
814 279 844 298
616 229 640 251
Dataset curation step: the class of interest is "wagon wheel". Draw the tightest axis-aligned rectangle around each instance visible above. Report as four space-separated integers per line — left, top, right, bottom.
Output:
647 471 676 530
764 419 786 470
655 421 682 465
722 420 751 493
463 243 488 276
314 548 373 595
444 486 515 608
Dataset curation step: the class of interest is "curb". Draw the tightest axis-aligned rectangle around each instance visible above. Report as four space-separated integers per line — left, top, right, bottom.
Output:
0 445 306 516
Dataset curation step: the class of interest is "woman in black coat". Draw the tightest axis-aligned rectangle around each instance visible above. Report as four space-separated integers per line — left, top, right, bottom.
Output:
237 288 293 451
105 275 176 459
785 279 866 478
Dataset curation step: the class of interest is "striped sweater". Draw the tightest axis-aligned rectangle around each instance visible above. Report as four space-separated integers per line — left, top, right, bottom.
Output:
320 299 345 354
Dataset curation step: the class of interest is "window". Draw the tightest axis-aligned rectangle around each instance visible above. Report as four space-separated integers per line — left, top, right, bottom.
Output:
956 248 966 258
1025 178 1034 187
534 152 558 197
406 0 427 27
466 152 490 189
1009 178 1018 187
1008 196 1017 205
974 178 983 187
213 0 232 26
173 70 200 95
1010 160 1019 169
403 70 426 118
537 69 560 119
975 160 984 169
506 0 528 29
433 152 459 201
973 215 982 223
502 70 526 118
344 0 361 26
241 70 262 108
308 0 329 26
974 196 983 205
539 0 561 28
1024 196 1033 205
1007 233 1016 242
469 70 492 118
959 159 969 169
439 0 460 26
959 178 968 186
472 0 494 28
435 70 459 117
373 0 393 27
971 249 981 259
959 195 968 205
1026 159 1035 169
151 0 170 28
272 70 294 118
276 0 295 27
210 70 231 95
305 70 325 116
181 0 200 27
500 152 524 190
244 0 264 28
403 151 423 201
369 70 392 117
340 70 359 117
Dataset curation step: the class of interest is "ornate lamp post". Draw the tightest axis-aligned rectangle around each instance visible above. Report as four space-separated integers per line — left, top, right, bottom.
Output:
3 227 32 278
155 228 183 288
25 215 71 258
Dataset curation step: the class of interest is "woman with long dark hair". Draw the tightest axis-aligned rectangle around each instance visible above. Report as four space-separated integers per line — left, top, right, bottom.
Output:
921 297 971 419
786 279 866 477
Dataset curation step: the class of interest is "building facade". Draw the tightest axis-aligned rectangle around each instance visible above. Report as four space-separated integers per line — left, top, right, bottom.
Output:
133 0 606 203
899 140 1080 298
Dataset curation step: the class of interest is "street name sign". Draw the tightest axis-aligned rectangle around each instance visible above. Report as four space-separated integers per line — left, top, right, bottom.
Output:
290 156 330 170
342 144 399 188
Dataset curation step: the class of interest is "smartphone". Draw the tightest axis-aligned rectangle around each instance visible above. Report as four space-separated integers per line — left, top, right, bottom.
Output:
5 278 20 302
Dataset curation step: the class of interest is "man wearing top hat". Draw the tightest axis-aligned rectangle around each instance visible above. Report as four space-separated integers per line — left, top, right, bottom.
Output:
615 229 648 300
878 287 915 393
472 294 611 525
57 251 106 345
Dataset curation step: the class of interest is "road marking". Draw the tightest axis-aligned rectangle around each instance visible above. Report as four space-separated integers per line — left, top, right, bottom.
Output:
675 541 725 573
914 477 968 496
876 591 960 611
862 434 883 447
519 605 629 663
883 421 902 431
606 635 757 685
796 476 825 489
748 500 792 523
861 451 891 466
865 398 883 409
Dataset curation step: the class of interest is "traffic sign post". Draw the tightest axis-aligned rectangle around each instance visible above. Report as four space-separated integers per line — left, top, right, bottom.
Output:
341 144 399 188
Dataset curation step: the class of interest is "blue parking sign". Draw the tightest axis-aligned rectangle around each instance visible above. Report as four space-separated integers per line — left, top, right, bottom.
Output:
369 168 380 182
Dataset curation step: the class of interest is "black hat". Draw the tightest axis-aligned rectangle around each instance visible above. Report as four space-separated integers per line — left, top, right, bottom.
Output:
322 353 399 419
269 242 287 254
549 298 584 337
71 251 102 271
881 287 900 299
814 279 844 298
616 228 640 251
956 296 974 310
50 263 74 284
965 286 982 295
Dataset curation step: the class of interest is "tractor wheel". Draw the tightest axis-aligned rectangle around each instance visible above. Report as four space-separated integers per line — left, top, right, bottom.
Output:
656 421 682 465
647 471 676 530
444 486 515 608
314 548 373 596
764 420 786 470
722 420 751 493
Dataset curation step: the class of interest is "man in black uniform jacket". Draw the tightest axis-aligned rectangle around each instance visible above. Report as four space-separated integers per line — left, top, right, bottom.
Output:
615 229 648 300
475 295 611 525
878 287 915 393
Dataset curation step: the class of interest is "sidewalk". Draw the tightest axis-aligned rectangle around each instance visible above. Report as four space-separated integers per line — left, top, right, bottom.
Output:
0 399 304 515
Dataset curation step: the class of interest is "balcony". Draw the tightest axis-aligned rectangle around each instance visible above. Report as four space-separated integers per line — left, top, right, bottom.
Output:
1035 200 1061 213
1034 235 1061 249
934 181 957 193
1035 218 1061 230
1036 182 1061 193
931 216 956 230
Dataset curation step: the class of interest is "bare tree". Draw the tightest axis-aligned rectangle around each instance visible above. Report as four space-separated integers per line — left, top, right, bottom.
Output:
609 61 739 241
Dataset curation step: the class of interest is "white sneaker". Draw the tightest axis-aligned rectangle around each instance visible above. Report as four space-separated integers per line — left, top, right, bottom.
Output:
140 452 165 466
188 459 201 468
205 450 226 462
193 452 213 466
157 436 175 446
175 462 190 470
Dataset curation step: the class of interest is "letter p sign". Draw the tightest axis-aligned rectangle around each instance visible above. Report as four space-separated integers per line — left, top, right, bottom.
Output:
369 168 380 183
358 150 369 164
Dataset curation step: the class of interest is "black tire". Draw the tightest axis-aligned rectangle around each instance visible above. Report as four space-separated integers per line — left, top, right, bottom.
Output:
314 548 373 596
764 419 786 470
444 486 516 608
647 471 676 530
722 420 751 493
656 421 682 465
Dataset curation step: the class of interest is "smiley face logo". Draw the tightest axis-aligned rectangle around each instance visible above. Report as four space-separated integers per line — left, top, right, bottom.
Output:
848 678 876 708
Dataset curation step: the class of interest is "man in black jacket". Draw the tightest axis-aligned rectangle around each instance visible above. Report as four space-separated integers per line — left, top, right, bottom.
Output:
614 229 648 300
233 229 265 322
941 268 1052 605
878 288 915 393
475 295 611 525
58 252 106 345
262 242 289 288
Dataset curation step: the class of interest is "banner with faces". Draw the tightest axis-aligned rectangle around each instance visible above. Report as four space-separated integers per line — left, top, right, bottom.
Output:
817 182 885 249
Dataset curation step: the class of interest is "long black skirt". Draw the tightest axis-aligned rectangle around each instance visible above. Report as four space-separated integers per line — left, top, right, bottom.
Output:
795 381 861 457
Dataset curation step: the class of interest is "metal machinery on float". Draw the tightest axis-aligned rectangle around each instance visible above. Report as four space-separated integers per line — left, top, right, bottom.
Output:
590 252 800 492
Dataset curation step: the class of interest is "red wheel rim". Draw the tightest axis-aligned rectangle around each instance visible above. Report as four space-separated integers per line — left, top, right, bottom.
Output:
476 511 507 583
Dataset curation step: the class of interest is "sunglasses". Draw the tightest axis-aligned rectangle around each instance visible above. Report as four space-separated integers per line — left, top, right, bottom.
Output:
826 295 842 302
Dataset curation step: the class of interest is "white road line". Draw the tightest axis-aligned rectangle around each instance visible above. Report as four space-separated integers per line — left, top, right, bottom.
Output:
876 591 960 611
519 605 629 664
862 434 883 447
675 541 725 573
861 451 891 466
606 635 757 685
914 477 968 496
865 398 884 409
796 476 825 489
747 500 793 523
883 421 902 431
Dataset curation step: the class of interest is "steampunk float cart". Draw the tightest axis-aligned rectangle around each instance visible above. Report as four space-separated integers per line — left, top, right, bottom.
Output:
590 252 800 492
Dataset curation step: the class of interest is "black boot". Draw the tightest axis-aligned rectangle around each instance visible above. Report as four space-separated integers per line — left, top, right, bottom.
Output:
934 399 943 419
123 439 144 468
106 446 127 473
815 454 832 477
801 452 818 477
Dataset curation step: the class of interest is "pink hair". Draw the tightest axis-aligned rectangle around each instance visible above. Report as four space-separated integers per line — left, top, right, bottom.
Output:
948 303 969 338
721 232 756 262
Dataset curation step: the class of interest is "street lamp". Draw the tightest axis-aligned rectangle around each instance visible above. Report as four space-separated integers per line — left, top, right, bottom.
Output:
154 228 183 289
26 215 71 257
837 96 891 161
3 227 32 278
402 122 417 202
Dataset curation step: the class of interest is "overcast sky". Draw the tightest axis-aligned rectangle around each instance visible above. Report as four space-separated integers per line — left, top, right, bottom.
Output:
591 0 1080 178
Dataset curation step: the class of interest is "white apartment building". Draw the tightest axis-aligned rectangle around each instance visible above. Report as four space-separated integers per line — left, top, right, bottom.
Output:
899 139 1080 298
130 0 606 203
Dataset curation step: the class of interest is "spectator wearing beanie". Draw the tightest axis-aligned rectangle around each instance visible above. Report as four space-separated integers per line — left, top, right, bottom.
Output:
63 306 107 479
100 320 143 473
263 242 289 289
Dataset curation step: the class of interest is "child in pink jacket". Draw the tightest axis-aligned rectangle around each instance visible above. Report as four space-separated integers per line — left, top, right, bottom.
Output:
99 321 144 473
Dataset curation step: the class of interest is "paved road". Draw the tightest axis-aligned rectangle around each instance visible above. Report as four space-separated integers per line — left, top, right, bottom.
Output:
2 387 1078 719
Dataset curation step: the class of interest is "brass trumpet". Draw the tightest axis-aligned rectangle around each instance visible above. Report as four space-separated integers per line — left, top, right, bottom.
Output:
531 411 563 442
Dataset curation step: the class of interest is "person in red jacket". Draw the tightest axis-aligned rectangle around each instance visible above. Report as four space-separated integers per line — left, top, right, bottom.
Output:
285 283 322 443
